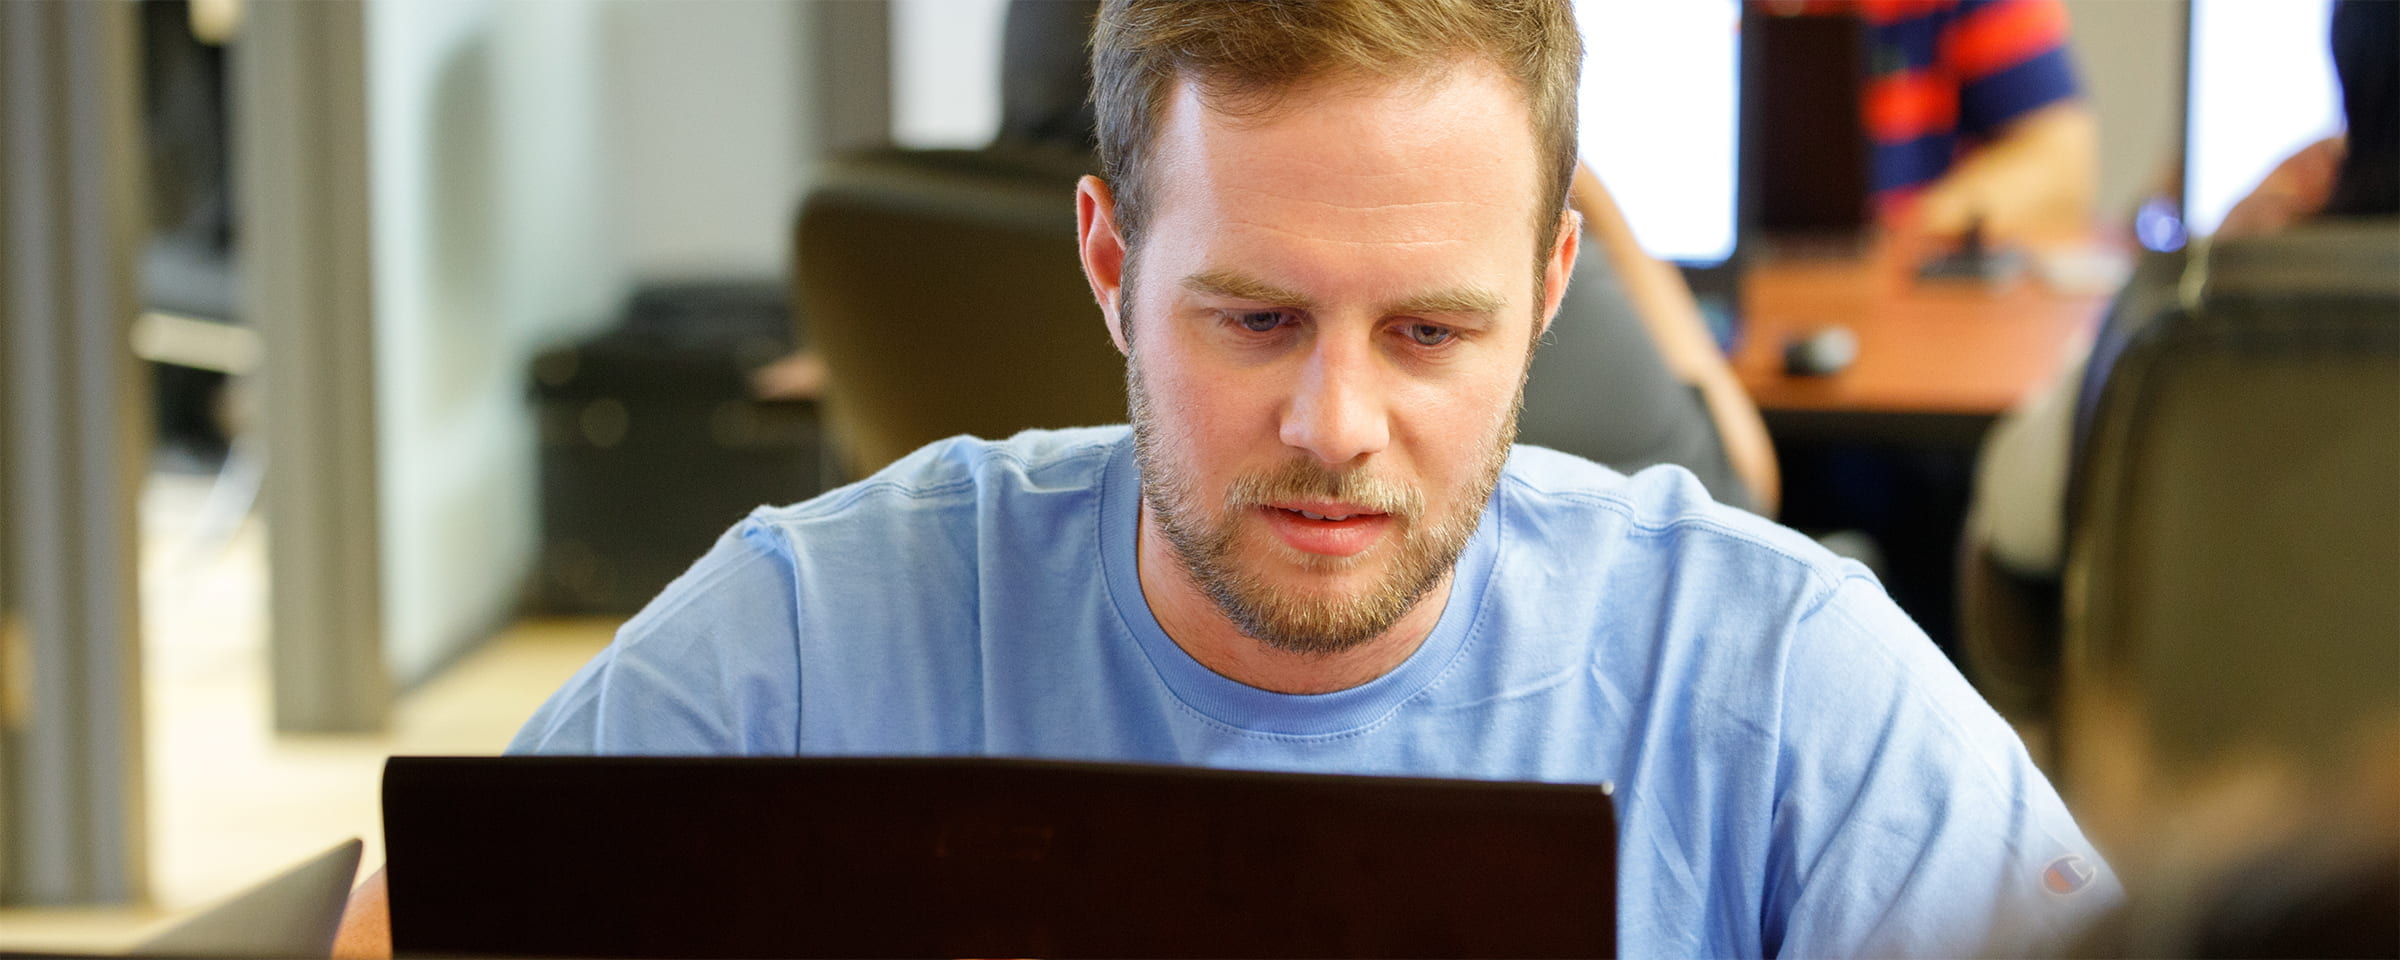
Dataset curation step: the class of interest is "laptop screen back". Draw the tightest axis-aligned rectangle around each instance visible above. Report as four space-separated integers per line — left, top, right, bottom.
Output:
383 756 1615 959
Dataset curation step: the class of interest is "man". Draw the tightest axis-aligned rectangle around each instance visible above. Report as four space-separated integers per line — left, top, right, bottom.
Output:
338 1 2113 956
994 0 1779 514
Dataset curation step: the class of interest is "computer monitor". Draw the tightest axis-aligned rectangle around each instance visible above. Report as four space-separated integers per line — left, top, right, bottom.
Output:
1575 0 1743 269
2182 0 2345 239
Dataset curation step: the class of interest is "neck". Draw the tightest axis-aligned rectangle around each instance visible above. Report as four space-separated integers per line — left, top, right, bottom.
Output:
1135 501 1452 695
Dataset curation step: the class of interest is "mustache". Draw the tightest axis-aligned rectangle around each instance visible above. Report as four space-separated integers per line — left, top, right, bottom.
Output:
1223 458 1424 522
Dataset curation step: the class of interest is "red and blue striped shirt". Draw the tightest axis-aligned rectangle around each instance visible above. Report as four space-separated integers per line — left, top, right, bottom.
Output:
1852 0 2083 210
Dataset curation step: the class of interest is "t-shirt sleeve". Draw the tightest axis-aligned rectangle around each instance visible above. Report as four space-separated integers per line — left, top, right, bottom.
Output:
1762 575 2120 958
1946 0 2082 139
506 519 802 756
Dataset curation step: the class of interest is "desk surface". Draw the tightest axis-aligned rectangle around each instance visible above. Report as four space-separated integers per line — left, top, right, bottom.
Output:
1733 251 2112 419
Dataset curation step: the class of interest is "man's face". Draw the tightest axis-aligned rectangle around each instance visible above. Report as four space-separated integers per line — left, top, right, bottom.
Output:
1100 62 1572 655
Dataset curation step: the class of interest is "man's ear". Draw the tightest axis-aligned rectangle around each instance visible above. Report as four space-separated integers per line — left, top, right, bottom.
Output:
1077 175 1132 356
1535 209 1583 342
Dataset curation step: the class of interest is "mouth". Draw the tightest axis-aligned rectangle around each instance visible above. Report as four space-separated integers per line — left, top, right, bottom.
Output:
1258 502 1395 558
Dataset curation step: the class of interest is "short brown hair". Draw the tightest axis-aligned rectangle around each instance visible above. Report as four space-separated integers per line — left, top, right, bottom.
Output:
1091 0 1583 250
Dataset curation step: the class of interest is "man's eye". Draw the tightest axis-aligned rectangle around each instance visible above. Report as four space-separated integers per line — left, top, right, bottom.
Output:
1233 311 1288 333
1403 323 1455 347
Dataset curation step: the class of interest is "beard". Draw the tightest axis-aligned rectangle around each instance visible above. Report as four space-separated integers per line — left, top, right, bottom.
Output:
1127 339 1525 657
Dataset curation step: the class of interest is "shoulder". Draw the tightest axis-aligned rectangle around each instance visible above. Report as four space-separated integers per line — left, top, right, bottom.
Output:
1494 445 1997 755
1768 573 2118 954
742 427 1124 549
1501 449 2041 807
1485 457 2112 954
508 428 1128 755
1499 444 1863 601
508 518 808 755
1504 449 1966 740
1487 444 1893 736
775 427 1124 519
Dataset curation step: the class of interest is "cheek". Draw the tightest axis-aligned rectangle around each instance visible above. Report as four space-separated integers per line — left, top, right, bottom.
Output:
1136 347 1267 471
1392 367 1522 480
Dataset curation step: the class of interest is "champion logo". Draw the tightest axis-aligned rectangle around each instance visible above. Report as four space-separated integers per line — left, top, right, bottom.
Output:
2041 854 2095 896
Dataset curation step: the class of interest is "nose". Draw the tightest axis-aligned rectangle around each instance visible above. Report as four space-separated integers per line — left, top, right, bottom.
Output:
1279 332 1390 466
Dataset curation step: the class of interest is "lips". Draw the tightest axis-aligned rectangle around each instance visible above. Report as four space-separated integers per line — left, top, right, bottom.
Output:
1259 503 1394 557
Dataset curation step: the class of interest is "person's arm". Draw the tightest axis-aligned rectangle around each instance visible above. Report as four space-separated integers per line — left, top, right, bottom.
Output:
332 867 391 960
1568 164 1781 515
1767 576 2122 956
2217 136 2346 238
1893 0 2096 251
1905 100 2099 249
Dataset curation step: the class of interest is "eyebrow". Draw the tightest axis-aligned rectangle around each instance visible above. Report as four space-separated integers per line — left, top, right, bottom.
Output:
1179 269 1507 318
1181 270 1314 309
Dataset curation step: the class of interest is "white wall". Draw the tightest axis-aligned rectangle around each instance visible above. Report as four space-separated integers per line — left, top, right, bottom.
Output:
599 2 812 280
364 0 624 682
361 0 816 682
891 0 1009 149
2064 0 2188 223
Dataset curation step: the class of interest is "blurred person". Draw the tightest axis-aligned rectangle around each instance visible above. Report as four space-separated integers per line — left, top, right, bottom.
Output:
994 0 1780 514
339 1 2113 955
1783 0 2099 253
1969 0 2398 586
1872 0 2097 250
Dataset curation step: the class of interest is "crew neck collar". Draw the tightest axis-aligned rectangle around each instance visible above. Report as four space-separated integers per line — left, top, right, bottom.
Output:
1098 434 1504 737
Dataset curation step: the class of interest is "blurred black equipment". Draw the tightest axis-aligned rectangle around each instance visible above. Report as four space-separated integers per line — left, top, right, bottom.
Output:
1744 7 1872 253
531 281 824 614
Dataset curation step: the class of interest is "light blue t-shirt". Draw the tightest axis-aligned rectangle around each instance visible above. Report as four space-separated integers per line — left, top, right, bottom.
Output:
512 427 2118 958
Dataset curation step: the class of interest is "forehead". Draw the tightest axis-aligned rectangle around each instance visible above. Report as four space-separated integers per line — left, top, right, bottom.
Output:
1142 61 1546 258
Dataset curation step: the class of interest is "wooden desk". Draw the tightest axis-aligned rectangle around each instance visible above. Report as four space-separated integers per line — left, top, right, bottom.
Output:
1733 251 2112 443
1731 245 2116 647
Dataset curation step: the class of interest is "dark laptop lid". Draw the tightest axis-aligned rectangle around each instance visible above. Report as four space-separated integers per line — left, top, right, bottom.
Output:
383 756 1615 959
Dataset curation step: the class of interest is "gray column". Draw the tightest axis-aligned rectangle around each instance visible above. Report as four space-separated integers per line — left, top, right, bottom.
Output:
0 0 151 906
808 1 894 156
235 0 390 733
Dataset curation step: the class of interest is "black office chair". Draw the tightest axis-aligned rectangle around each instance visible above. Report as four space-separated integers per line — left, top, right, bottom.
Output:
2055 221 2400 795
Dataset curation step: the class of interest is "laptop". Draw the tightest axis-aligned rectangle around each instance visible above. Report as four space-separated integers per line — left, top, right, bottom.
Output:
127 838 359 959
382 756 1615 959
0 840 358 960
